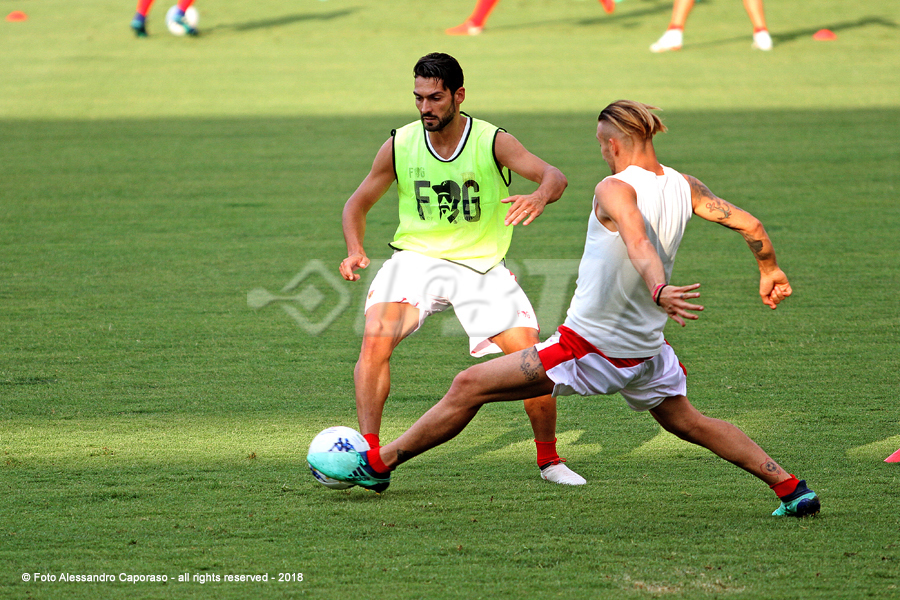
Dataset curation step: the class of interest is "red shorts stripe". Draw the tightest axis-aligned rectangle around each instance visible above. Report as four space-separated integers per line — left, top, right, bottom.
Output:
539 326 650 371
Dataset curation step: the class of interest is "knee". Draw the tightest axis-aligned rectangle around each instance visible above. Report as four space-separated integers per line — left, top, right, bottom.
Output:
445 368 484 408
358 322 398 363
449 368 479 395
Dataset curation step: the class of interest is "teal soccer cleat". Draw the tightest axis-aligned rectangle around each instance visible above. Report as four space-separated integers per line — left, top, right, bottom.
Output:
172 14 198 36
131 18 148 37
307 449 391 493
772 480 820 517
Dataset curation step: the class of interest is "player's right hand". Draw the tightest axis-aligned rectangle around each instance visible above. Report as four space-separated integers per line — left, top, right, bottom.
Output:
657 283 704 327
340 253 370 281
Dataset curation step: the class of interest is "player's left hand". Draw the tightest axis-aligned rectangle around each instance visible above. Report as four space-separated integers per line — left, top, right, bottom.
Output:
502 193 548 226
760 268 792 309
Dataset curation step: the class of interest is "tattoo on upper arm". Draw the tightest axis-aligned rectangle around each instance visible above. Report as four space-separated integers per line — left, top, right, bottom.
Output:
520 348 542 382
706 200 732 220
689 176 733 222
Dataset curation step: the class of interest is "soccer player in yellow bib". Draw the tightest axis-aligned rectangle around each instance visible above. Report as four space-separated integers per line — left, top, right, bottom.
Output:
339 53 585 485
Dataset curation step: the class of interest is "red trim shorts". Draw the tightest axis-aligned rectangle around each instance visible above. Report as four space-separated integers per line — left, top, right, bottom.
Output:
536 326 687 411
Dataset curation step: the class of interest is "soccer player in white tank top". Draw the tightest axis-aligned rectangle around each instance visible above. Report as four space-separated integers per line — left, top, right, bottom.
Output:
314 100 819 518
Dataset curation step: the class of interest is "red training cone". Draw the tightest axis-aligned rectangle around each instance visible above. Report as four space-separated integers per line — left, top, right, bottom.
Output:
885 448 900 463
6 11 28 21
813 29 836 41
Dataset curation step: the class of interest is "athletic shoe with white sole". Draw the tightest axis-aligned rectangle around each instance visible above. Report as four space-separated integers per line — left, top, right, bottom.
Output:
772 480 820 517
445 20 483 36
307 449 391 493
650 28 683 53
752 29 773 51
540 461 586 486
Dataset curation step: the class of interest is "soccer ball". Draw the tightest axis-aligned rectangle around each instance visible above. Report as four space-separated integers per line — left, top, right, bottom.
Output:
307 426 369 490
165 5 199 36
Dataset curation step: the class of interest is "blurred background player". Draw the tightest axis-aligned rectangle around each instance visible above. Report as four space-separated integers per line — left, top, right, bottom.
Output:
447 0 617 36
650 0 771 52
131 0 198 37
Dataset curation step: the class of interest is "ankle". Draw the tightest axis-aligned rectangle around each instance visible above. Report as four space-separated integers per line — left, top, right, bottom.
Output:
770 475 800 498
535 438 560 468
366 448 391 474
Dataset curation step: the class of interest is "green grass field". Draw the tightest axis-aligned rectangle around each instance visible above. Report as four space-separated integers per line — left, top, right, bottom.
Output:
1 0 899 598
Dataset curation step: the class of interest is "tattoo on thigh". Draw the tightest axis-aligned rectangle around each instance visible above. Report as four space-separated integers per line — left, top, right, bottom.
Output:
520 348 542 382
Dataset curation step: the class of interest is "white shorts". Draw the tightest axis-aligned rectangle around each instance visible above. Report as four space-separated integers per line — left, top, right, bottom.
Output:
536 325 687 411
365 251 538 357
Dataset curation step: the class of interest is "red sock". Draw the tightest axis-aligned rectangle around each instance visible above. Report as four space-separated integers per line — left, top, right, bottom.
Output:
770 475 799 498
177 0 194 11
668 25 684 31
467 0 500 27
363 433 380 449
754 27 768 34
535 438 560 468
136 0 154 17
366 448 390 474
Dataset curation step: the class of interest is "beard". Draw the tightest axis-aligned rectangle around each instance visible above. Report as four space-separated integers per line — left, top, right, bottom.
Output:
421 102 457 132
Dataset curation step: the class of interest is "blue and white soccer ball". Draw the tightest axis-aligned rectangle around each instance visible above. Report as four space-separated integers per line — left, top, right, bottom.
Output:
307 426 369 490
165 5 199 36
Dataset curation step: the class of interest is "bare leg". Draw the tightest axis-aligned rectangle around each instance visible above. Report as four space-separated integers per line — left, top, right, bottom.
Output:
742 0 767 30
669 0 696 29
354 302 421 437
379 348 554 469
489 327 557 443
649 395 790 486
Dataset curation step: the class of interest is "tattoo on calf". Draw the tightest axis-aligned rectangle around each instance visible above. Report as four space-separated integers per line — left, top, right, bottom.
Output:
396 450 414 466
761 460 783 475
520 348 542 382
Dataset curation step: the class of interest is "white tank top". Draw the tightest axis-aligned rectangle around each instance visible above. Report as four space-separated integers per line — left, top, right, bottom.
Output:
562 165 693 358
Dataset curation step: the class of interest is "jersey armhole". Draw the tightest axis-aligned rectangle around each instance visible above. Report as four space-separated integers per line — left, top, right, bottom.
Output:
492 127 513 187
390 129 398 181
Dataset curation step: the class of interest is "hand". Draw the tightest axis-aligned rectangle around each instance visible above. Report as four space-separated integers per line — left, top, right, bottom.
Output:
339 252 370 281
760 268 792 309
657 283 704 327
502 193 548 226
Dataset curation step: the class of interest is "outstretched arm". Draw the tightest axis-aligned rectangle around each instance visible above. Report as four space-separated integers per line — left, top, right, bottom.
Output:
595 178 703 326
494 131 567 226
339 139 396 281
685 174 792 309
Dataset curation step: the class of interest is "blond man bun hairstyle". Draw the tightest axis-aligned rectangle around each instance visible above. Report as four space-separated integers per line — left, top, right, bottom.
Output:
598 100 667 140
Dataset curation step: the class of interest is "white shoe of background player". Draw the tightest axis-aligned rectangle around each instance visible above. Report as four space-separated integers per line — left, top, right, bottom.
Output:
650 28 683 53
752 29 773 51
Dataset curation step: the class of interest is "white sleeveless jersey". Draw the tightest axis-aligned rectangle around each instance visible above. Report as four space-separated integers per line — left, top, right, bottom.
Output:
562 165 693 358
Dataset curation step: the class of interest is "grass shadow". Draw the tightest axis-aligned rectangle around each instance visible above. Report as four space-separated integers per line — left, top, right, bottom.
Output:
205 8 360 34
684 15 899 50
